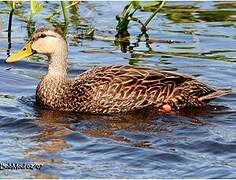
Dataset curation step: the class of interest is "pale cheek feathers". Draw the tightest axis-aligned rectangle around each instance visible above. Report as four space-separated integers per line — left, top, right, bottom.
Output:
32 39 56 54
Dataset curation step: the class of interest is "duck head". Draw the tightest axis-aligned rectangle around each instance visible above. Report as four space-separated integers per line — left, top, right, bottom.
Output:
6 27 67 63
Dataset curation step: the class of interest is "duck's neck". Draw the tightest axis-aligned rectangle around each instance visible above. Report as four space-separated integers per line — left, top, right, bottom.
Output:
46 44 68 80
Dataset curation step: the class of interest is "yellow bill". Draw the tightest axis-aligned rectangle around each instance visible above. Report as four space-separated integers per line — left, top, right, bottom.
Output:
6 43 33 63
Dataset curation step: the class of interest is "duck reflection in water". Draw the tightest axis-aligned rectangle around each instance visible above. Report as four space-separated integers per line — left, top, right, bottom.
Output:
24 104 227 164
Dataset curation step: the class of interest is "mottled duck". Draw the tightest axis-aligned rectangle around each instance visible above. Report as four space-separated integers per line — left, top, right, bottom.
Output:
6 27 230 114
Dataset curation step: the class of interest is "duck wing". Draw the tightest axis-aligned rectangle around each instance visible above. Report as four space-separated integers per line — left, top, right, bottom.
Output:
72 65 199 114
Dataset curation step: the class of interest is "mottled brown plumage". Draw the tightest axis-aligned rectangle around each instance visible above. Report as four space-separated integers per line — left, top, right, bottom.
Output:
9 27 231 114
36 64 229 114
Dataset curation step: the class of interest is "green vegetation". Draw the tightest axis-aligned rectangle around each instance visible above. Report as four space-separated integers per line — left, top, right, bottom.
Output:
7 1 15 56
5 1 79 37
115 0 165 53
5 1 165 35
4 1 79 55
3 1 166 55
1 1 236 66
116 1 165 35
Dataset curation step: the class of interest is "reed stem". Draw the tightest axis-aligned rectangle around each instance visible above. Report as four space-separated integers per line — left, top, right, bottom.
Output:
7 2 15 56
143 0 165 28
61 1 69 25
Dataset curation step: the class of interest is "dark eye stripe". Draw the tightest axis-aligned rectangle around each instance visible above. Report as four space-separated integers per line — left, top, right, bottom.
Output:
47 35 57 38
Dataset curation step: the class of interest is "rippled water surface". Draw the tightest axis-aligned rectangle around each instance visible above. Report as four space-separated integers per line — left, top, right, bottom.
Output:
0 1 236 178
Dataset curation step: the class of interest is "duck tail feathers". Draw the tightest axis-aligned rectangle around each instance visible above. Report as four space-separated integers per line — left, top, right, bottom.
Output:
198 89 231 102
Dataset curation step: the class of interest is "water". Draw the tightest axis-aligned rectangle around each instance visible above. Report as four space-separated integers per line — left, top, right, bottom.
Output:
0 1 236 178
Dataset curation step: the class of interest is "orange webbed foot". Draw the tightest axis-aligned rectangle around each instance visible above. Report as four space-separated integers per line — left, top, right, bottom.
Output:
159 104 176 115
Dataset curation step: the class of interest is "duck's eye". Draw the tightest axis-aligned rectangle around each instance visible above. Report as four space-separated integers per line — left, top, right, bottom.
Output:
40 33 46 38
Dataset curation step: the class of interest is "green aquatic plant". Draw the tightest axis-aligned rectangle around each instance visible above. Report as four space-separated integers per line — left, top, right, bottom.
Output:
116 1 137 35
27 1 44 37
44 1 79 34
4 0 80 56
44 1 79 22
30 0 44 20
61 1 68 25
4 1 79 36
116 0 165 35
7 1 16 56
115 0 165 53
143 1 165 29
115 1 165 54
